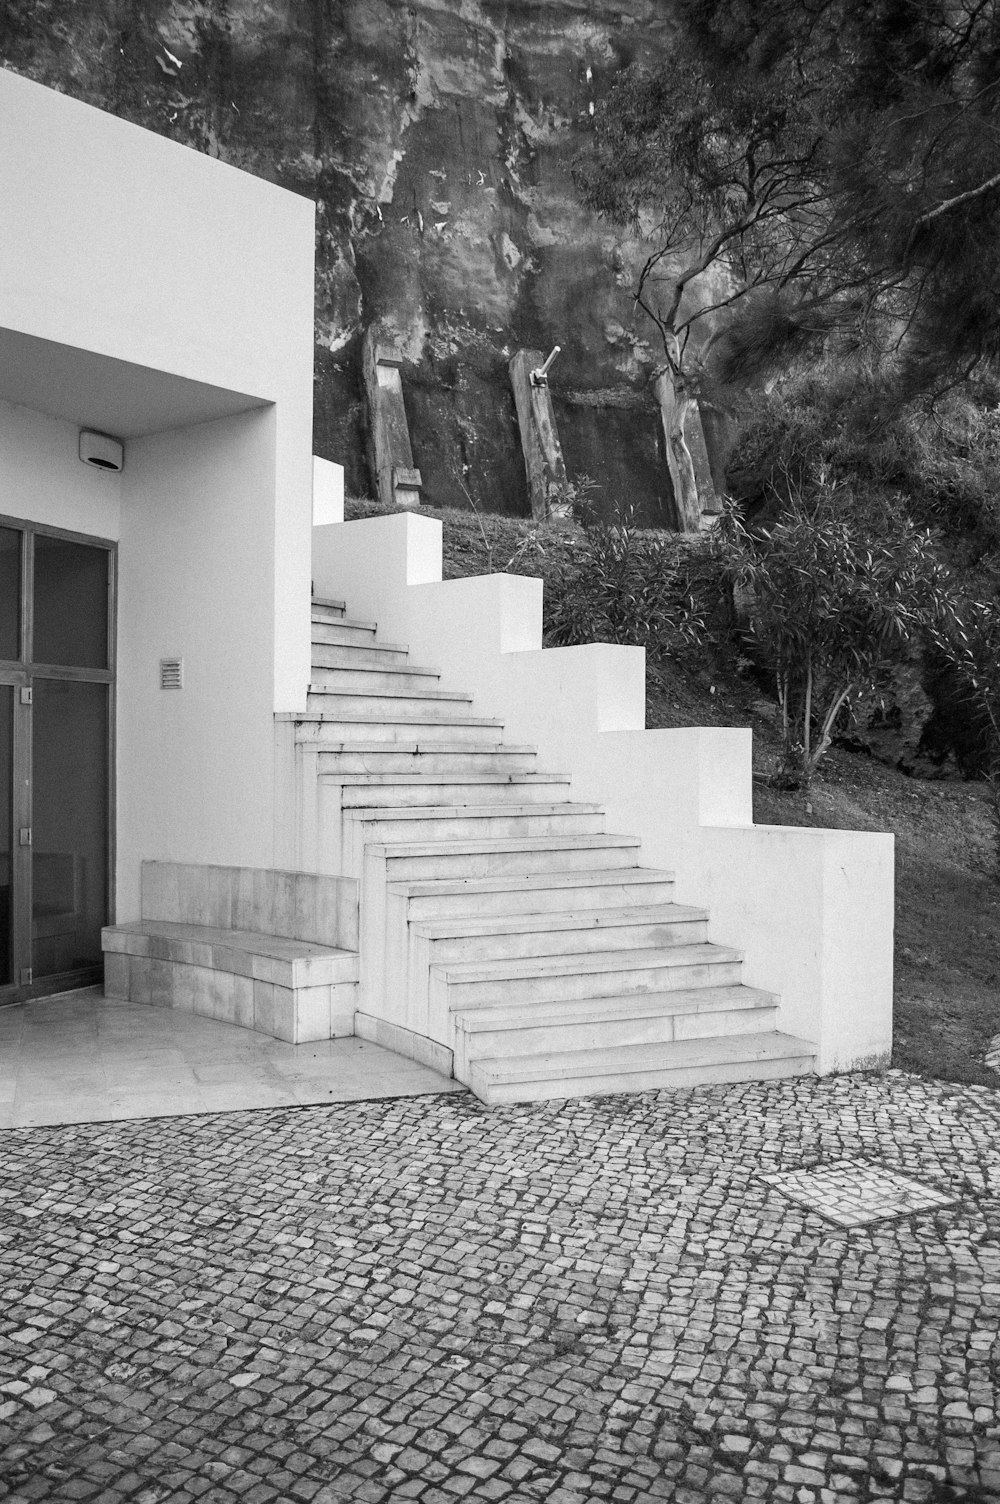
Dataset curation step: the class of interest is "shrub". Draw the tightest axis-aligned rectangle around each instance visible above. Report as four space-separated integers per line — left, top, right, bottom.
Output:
712 482 950 786
930 590 1000 876
543 509 714 659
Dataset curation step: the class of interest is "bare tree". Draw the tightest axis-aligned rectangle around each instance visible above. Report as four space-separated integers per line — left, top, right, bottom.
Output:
576 0 1000 523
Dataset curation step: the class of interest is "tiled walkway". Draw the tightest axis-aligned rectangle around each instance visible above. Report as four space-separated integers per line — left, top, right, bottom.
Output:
1 1059 999 1503
0 989 463 1128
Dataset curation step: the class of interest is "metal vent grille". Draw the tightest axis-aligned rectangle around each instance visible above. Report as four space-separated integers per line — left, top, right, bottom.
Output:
160 657 183 690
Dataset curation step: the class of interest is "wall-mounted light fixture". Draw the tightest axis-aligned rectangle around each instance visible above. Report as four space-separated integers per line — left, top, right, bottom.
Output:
79 429 125 472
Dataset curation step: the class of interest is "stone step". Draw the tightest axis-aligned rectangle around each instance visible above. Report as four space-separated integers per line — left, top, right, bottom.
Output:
305 689 474 716
453 985 779 1061
374 833 642 882
308 663 446 692
313 610 376 628
311 597 347 619
335 774 573 809
311 744 540 775
431 942 743 1009
310 641 412 666
410 903 708 963
394 867 677 919
468 1032 817 1105
346 802 606 849
293 712 507 744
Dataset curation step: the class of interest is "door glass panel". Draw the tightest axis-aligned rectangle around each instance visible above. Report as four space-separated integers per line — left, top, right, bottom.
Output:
33 536 109 669
31 679 108 979
0 686 11 986
0 527 20 661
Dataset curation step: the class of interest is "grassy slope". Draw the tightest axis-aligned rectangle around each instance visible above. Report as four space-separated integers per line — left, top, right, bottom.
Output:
346 498 1000 1087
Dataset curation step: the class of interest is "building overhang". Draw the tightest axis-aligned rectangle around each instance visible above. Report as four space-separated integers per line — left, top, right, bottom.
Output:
0 326 269 440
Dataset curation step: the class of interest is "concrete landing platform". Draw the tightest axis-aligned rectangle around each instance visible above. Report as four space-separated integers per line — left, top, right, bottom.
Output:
0 987 464 1129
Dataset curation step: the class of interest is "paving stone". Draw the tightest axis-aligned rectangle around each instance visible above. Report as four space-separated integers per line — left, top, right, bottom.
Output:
1 1074 1000 1502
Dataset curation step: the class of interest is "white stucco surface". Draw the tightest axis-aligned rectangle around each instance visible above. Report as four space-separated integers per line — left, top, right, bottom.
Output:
313 458 345 526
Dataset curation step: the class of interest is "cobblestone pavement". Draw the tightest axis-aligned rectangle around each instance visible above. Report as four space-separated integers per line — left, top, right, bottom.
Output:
1 1070 999 1504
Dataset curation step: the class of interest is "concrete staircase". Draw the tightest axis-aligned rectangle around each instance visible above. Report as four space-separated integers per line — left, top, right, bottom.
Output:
293 595 816 1104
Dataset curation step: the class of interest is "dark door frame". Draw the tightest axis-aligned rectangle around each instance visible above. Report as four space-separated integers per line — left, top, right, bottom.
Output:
0 513 117 1007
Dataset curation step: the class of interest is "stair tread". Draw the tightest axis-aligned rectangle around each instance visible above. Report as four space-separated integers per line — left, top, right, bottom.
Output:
472 1031 816 1082
389 866 675 897
313 620 382 633
373 834 642 858
346 801 604 822
311 596 347 612
289 711 505 726
309 660 442 679
313 635 411 652
312 741 538 755
412 902 707 941
455 984 777 1031
333 773 571 787
433 941 741 984
306 687 472 703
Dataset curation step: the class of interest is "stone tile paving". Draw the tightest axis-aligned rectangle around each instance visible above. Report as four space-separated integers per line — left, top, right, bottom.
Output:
762 1160 960 1228
1 1068 999 1504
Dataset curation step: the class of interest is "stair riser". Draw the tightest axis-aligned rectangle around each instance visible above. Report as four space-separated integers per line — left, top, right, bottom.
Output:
423 918 707 964
440 958 744 1009
316 750 538 775
311 643 408 665
382 845 640 882
402 879 677 920
339 781 571 809
470 1052 814 1105
307 667 445 694
312 640 433 670
299 719 504 744
311 603 346 622
306 692 471 717
457 1003 779 1065
347 811 606 846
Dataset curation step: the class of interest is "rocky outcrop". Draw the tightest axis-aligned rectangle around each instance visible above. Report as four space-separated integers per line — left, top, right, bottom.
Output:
1 0 683 520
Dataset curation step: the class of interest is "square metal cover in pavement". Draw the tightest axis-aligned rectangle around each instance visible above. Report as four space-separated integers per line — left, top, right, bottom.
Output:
762 1158 959 1227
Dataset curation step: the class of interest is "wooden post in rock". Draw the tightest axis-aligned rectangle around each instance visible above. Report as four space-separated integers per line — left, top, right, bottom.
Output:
651 368 722 532
509 348 569 522
362 328 423 509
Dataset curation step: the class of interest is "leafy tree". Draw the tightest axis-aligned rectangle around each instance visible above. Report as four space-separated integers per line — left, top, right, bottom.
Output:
576 0 1000 525
713 480 950 785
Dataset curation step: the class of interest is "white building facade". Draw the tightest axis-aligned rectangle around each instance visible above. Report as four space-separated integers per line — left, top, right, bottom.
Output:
0 68 315 1002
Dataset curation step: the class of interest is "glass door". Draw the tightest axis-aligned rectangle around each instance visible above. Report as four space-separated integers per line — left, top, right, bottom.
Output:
0 517 115 1006
0 679 16 993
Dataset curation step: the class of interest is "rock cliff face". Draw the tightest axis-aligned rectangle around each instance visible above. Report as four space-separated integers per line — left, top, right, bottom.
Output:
1 0 681 520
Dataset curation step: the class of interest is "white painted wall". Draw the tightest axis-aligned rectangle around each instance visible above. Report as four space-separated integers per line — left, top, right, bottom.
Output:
0 69 314 404
0 72 322 936
313 458 345 526
116 409 278 918
0 68 316 715
314 512 895 1074
0 399 121 540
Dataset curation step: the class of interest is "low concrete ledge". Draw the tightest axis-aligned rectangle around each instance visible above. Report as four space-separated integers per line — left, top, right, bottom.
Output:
104 920 357 989
354 1011 455 1079
104 862 361 1044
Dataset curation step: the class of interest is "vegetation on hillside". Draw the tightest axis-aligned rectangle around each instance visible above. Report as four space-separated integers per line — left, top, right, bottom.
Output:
579 0 1000 523
569 0 1000 815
